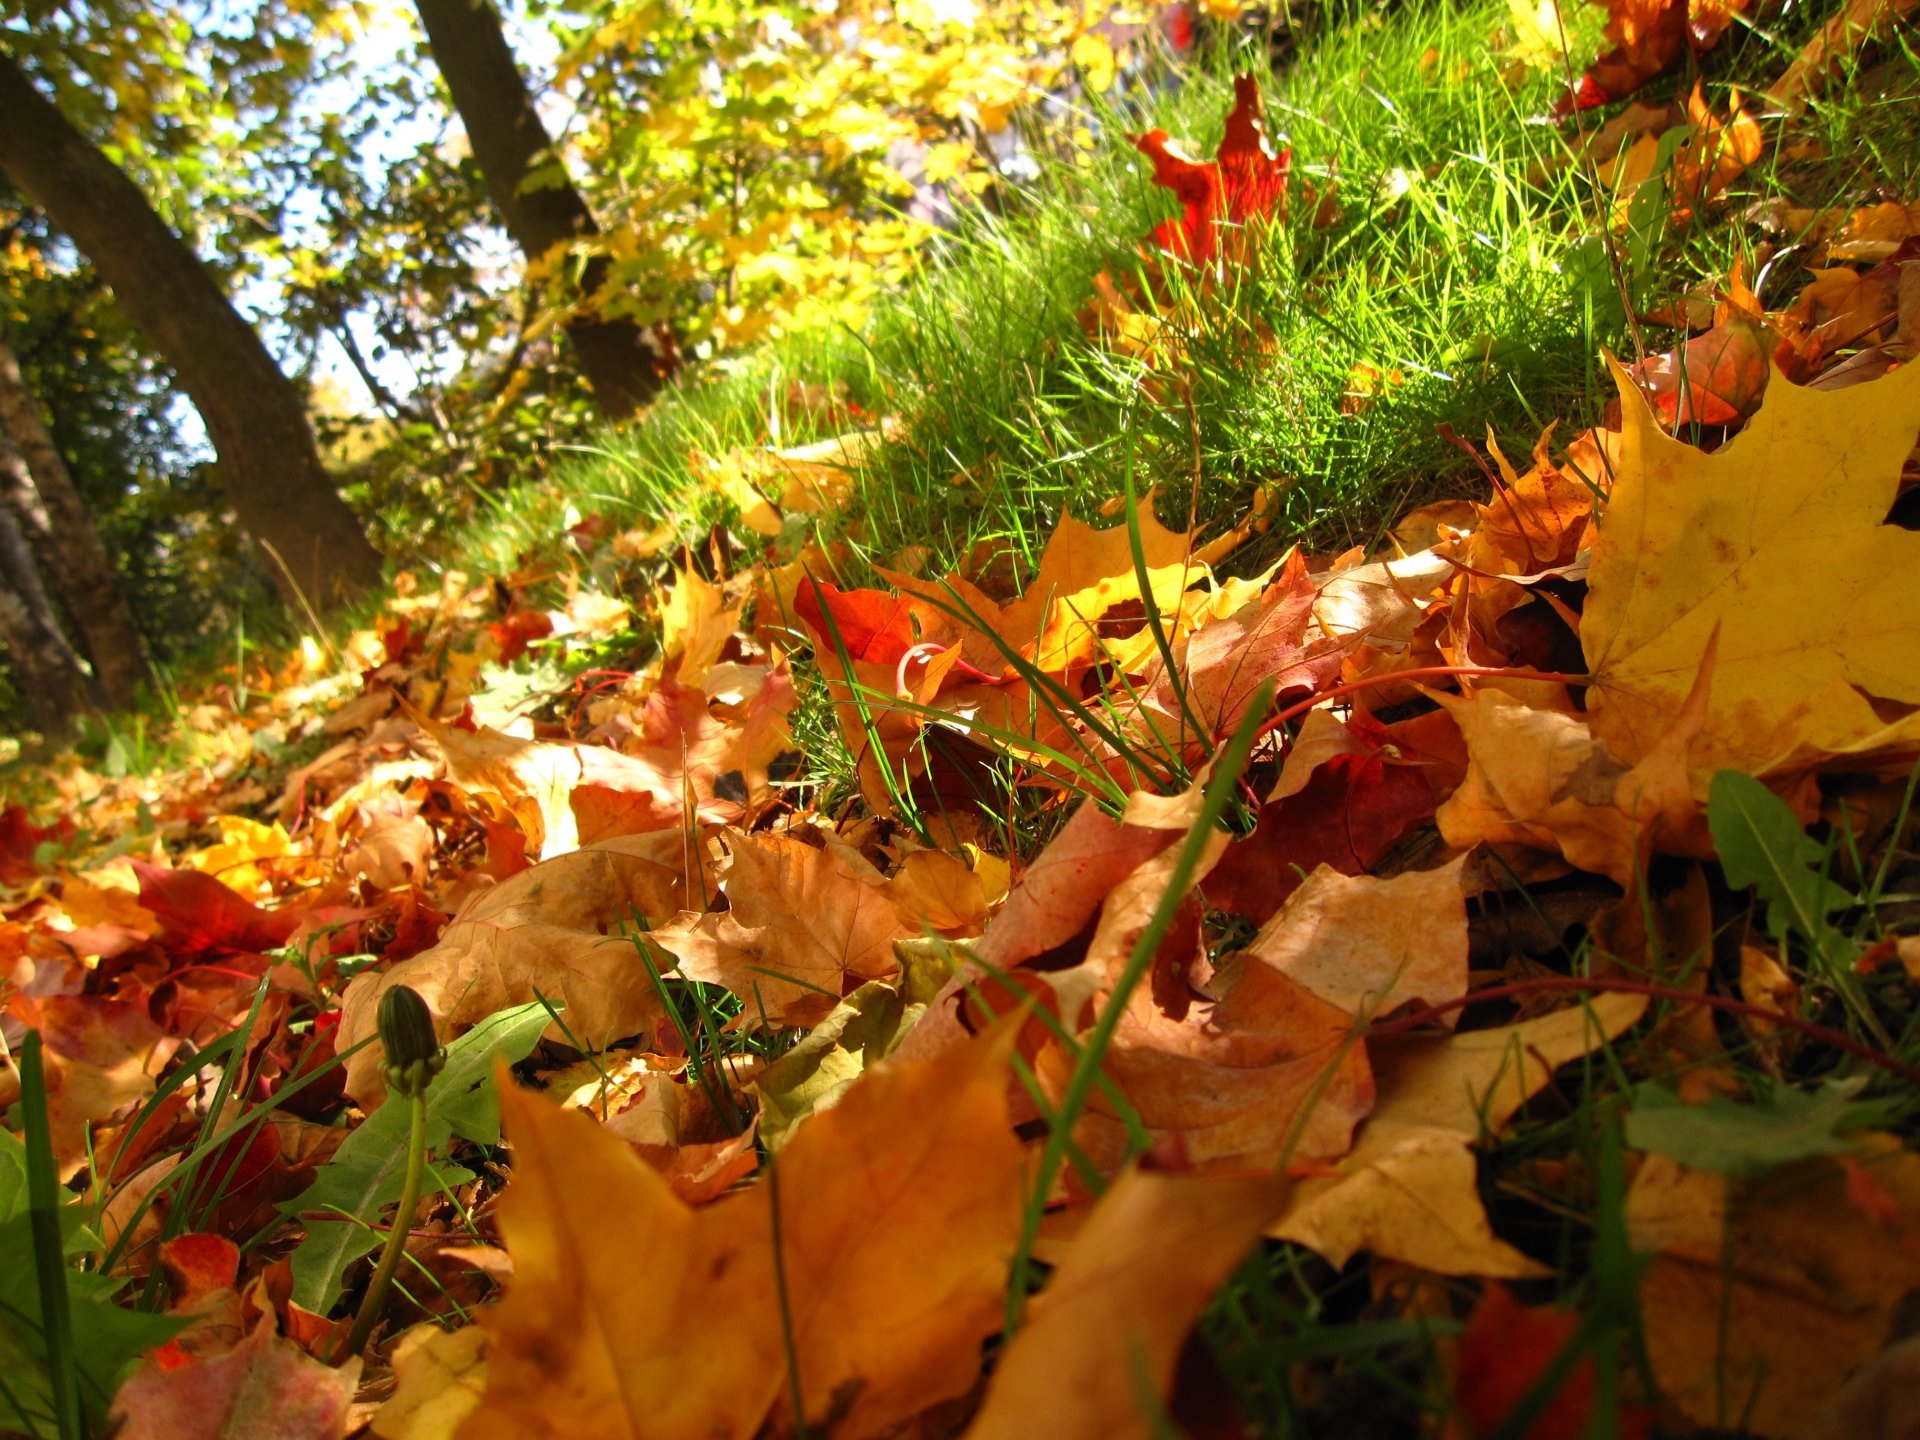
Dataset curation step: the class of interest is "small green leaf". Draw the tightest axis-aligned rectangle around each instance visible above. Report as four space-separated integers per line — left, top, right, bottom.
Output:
1708 769 1854 962
1624 1078 1891 1177
286 1001 555 1314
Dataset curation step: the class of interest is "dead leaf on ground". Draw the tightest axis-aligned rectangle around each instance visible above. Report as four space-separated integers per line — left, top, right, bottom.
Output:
1583 355 1920 774
1627 1137 1920 1436
336 834 690 1107
965 1168 1294 1440
466 1026 1025 1440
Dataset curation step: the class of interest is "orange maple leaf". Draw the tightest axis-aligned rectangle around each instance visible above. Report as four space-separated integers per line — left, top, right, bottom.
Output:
1133 74 1290 268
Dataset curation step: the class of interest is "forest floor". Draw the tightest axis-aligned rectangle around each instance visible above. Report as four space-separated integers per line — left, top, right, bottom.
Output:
7 3 1920 1438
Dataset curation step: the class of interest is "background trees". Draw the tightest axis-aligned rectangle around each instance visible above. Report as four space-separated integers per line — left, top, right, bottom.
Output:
0 0 1115 731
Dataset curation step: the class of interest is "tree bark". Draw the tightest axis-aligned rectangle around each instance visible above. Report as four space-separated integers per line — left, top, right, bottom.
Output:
412 0 667 418
0 52 383 609
0 486 99 732
0 338 152 707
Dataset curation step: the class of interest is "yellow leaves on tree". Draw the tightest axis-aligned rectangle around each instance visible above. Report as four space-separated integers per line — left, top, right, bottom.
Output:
1582 356 1920 776
460 1027 1025 1440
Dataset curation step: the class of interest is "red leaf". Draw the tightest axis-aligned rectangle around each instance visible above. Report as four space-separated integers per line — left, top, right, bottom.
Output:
1205 743 1435 923
131 864 299 955
159 1234 242 1307
795 577 920 664
0 803 70 883
1630 314 1775 427
1133 74 1290 266
1452 1284 1652 1440
487 609 554 662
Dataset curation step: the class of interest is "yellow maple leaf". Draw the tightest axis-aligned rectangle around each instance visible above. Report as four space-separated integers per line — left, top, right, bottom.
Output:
1582 357 1920 775
462 1027 1024 1440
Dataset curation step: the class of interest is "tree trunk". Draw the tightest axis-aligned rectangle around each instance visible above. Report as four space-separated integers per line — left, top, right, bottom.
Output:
0 53 383 609
0 338 152 707
0 487 99 732
412 0 667 418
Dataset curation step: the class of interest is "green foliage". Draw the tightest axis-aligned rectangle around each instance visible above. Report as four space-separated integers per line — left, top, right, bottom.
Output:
1623 1078 1895 1177
1708 769 1856 967
285 1000 556 1314
0 1088 182 1438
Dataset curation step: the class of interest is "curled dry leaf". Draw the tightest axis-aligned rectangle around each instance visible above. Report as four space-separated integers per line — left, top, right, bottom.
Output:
336 834 691 1107
1434 671 1712 885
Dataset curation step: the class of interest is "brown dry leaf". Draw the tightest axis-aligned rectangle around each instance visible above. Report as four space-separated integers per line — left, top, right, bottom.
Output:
465 1026 1024 1440
1466 425 1605 576
1035 809 1375 1172
972 799 1181 971
1582 355 1920 774
336 834 690 1107
1365 992 1650 1136
1266 994 1648 1274
1627 1139 1920 1436
654 829 916 1028
343 807 435 892
1433 675 1713 885
17 995 170 1180
1241 857 1470 1023
1769 0 1920 112
964 1168 1294 1440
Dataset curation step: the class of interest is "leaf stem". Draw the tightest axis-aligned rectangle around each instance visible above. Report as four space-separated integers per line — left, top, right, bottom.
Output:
1252 664 1592 744
335 1086 428 1366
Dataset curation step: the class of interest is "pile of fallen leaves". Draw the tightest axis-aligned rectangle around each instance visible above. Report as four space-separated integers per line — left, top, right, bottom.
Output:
7 39 1920 1440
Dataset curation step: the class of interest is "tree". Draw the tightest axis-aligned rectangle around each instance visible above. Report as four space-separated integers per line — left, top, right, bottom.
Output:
411 0 670 419
0 482 97 732
0 337 151 707
0 49 383 609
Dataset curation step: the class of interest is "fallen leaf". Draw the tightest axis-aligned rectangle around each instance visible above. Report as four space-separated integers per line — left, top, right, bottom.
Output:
20 995 169 1179
108 1325 358 1440
336 835 689 1107
1450 1283 1649 1439
1627 1138 1920 1435
1240 858 1470 1022
1584 355 1920 773
654 829 915 1027
965 1168 1294 1440
1433 677 1712 884
1133 74 1290 267
1271 1124 1547 1277
467 1026 1025 1440
374 1324 489 1440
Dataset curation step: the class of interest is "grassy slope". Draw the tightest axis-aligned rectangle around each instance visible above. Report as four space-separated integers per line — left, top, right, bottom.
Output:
426 11 1920 1427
